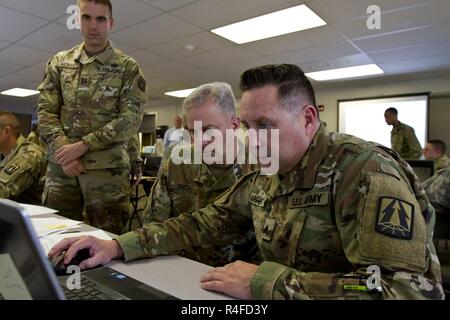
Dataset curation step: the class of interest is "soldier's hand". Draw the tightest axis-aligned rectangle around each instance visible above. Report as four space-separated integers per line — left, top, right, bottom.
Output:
48 236 124 270
62 159 86 177
56 141 89 166
200 260 257 299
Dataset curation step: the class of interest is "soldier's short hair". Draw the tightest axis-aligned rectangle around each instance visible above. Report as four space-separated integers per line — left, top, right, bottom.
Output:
239 64 317 114
385 107 398 116
428 139 446 154
182 82 236 115
0 111 22 138
77 0 113 18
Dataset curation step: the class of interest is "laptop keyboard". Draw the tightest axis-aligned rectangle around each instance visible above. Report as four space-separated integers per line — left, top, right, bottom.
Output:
62 276 126 300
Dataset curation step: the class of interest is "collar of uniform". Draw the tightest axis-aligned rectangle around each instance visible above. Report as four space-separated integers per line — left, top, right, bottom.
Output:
1 135 27 167
274 122 330 196
76 41 115 65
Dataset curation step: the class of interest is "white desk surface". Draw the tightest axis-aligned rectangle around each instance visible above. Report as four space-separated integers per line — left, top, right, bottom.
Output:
38 213 234 300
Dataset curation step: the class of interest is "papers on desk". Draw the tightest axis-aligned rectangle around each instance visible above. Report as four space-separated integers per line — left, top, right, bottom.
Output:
31 217 81 238
18 203 58 216
39 230 113 255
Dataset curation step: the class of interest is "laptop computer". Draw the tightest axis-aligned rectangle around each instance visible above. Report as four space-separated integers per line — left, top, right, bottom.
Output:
0 199 178 300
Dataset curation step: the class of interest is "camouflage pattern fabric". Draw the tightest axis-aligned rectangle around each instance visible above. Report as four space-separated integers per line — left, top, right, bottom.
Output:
142 143 259 266
0 135 47 205
117 124 444 300
391 122 422 160
27 131 45 150
126 134 143 179
435 155 450 171
37 41 147 233
423 168 450 216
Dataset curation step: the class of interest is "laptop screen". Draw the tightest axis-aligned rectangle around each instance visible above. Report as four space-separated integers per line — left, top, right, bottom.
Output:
0 200 64 300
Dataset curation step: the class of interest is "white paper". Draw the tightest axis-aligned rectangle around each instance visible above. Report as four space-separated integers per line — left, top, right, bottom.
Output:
30 217 82 238
39 230 113 255
18 203 58 216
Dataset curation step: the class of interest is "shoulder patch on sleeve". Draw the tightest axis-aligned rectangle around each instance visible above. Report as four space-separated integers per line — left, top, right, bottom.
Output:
138 76 146 92
4 163 20 175
376 196 414 240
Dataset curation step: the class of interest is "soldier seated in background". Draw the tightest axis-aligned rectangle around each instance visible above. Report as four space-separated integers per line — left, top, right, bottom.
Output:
50 64 444 300
423 139 450 171
142 82 259 266
423 167 450 217
0 111 47 205
27 123 45 149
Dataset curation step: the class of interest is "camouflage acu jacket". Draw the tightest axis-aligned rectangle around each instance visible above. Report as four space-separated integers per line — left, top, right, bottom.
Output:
423 168 450 216
0 135 47 205
37 41 147 170
142 144 259 266
117 124 444 300
391 122 422 160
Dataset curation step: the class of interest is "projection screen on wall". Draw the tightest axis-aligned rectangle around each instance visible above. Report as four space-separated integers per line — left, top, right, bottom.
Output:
338 94 429 149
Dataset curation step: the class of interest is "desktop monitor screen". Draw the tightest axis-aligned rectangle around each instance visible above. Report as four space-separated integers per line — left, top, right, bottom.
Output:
0 200 64 300
405 160 435 182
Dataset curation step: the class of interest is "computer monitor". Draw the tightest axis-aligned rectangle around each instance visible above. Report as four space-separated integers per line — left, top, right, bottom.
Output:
0 199 64 300
405 160 435 182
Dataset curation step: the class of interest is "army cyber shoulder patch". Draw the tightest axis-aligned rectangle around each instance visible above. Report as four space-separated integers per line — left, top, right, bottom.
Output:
138 76 146 92
375 196 414 240
4 163 20 175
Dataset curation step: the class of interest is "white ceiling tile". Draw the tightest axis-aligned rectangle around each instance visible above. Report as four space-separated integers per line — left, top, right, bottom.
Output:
19 23 82 53
379 53 450 74
308 0 438 24
354 23 450 52
129 49 171 68
180 46 260 68
110 0 163 31
300 53 375 73
0 40 10 50
171 0 302 29
144 60 199 79
0 6 49 42
335 1 450 40
8 66 45 82
242 25 345 56
111 14 202 48
149 31 234 59
140 0 199 11
0 73 31 90
0 44 51 66
0 61 23 78
369 41 450 64
270 42 360 66
112 41 141 55
0 0 73 20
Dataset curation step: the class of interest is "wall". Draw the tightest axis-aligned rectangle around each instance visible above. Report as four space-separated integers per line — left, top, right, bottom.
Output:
146 102 182 127
315 75 450 157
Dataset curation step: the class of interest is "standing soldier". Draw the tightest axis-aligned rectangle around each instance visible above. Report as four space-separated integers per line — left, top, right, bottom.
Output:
37 0 147 234
0 111 46 205
384 107 422 159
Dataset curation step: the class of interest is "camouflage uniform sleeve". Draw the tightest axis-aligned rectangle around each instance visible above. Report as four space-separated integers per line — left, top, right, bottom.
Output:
127 134 142 177
142 159 173 224
82 61 147 151
0 149 45 199
251 149 443 300
115 172 256 262
37 56 70 153
405 127 422 159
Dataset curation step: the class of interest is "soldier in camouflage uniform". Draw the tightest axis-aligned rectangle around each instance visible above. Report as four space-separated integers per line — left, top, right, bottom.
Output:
384 107 422 160
37 0 146 234
423 139 450 172
50 64 443 300
423 168 450 216
27 123 45 150
127 134 143 186
0 112 46 205
142 82 259 266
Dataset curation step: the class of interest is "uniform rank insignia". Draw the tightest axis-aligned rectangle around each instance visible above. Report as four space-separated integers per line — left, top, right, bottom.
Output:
376 197 414 240
138 76 146 92
5 163 20 175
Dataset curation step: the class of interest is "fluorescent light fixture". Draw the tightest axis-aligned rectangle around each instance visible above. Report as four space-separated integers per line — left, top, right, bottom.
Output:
164 88 196 98
211 4 327 44
1 88 40 97
305 64 384 81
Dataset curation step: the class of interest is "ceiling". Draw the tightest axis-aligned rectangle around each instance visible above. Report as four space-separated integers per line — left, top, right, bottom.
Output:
1 0 450 112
